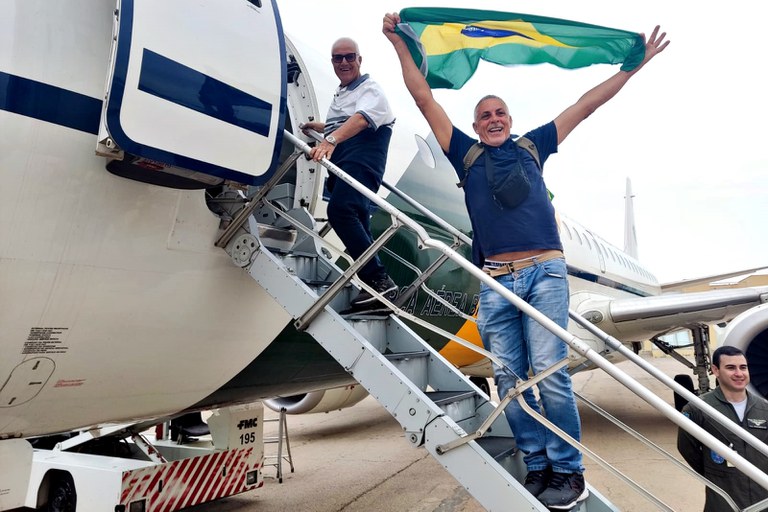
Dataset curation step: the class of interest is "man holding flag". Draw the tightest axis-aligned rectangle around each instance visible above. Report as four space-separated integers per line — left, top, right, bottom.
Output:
383 9 668 510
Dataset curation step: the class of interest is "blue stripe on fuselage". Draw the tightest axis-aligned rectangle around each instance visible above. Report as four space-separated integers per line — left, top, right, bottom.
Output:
0 71 101 134
0 54 274 139
567 265 653 298
138 49 272 137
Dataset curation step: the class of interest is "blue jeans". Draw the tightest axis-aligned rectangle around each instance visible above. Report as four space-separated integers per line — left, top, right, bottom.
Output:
477 257 583 474
326 162 387 283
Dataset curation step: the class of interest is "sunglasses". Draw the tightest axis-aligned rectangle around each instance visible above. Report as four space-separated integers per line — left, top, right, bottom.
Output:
331 53 358 64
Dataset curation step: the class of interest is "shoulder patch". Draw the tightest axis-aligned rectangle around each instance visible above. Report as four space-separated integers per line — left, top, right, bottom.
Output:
710 450 726 465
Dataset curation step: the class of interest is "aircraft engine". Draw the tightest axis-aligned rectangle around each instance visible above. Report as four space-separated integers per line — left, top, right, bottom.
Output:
720 303 768 398
263 384 369 414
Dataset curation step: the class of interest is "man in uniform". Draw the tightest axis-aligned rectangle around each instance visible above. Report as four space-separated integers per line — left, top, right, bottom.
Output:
678 346 768 511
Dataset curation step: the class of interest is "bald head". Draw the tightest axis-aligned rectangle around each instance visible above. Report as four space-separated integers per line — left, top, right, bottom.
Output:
332 37 360 54
330 37 363 86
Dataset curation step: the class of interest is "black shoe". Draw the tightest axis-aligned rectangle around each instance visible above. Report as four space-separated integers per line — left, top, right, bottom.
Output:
537 472 588 510
523 467 551 498
351 275 397 307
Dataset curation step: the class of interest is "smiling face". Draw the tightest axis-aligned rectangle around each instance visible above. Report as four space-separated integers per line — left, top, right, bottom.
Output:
331 38 361 87
472 96 511 147
713 353 750 399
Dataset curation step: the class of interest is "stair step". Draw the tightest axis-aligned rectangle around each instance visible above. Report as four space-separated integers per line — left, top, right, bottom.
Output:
427 390 476 405
386 351 430 389
426 390 477 423
476 436 517 461
257 225 296 253
385 350 430 361
342 308 392 319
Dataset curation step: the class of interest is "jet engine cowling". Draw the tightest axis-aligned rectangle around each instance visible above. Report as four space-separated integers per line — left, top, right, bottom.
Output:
720 303 768 398
263 385 369 414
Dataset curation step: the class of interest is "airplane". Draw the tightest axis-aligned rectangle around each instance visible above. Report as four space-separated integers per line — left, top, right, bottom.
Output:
2 0 768 510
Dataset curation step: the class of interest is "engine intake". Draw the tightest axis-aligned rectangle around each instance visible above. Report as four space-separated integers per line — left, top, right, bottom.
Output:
263 385 368 414
720 303 768 398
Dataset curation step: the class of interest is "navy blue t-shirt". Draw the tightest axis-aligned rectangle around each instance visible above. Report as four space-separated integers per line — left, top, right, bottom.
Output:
445 122 562 267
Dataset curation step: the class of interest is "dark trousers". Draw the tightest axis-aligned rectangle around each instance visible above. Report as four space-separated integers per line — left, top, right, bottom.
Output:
326 162 387 284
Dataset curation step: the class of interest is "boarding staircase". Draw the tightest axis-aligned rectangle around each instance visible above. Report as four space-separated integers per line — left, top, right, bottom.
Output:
214 131 768 512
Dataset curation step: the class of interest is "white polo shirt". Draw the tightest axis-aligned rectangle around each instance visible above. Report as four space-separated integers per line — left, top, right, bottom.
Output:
324 74 395 134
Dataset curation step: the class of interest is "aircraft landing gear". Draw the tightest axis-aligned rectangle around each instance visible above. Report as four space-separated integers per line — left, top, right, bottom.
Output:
650 323 712 411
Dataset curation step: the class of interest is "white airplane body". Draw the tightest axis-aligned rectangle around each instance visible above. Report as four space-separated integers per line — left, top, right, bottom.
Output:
2 1 768 509
1 0 298 439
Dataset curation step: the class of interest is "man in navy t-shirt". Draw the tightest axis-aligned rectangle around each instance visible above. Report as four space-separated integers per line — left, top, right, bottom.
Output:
384 13 669 510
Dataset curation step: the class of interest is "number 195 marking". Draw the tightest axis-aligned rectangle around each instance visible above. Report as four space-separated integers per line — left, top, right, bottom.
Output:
240 432 256 445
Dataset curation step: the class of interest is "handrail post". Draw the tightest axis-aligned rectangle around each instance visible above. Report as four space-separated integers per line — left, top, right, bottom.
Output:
215 151 302 249
294 220 401 331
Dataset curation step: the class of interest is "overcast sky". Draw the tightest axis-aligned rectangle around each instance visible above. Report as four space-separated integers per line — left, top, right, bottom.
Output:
279 0 767 284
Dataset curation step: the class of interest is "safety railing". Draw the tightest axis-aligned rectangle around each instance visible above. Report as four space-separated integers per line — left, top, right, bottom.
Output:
238 128 768 510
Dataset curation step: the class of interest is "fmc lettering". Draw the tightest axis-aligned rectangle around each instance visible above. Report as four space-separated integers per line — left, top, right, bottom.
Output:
237 418 259 430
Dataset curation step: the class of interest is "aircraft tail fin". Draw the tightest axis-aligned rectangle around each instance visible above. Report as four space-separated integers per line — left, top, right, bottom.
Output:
624 177 639 259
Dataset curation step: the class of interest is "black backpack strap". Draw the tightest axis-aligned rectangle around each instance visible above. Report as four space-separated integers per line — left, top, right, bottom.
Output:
457 143 485 188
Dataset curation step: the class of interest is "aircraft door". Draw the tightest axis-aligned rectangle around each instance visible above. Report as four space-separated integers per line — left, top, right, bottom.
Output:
98 0 286 186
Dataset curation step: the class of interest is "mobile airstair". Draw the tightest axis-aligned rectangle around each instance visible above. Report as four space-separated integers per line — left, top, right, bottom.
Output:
214 131 768 512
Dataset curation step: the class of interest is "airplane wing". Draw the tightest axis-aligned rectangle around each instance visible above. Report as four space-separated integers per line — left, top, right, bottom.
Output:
661 266 768 293
575 286 768 340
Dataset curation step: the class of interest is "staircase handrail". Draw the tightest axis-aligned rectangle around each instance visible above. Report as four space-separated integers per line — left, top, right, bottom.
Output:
302 127 473 247
570 311 768 461
282 129 768 494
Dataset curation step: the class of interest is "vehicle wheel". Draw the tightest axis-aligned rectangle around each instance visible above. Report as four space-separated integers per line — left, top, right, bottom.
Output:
46 472 76 512
470 376 491 397
673 374 695 412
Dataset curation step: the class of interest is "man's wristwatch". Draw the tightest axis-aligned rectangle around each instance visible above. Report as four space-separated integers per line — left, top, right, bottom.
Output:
324 135 337 146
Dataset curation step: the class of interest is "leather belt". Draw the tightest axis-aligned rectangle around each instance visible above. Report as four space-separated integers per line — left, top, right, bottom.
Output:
483 250 564 277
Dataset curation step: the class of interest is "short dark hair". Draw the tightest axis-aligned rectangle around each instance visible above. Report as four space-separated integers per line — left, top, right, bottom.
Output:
474 95 508 122
712 345 745 368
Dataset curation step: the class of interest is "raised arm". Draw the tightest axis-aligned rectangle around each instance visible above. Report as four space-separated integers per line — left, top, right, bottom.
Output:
554 25 670 145
383 12 453 152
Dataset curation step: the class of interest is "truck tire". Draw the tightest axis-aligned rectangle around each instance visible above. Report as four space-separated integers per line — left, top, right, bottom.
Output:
46 472 76 512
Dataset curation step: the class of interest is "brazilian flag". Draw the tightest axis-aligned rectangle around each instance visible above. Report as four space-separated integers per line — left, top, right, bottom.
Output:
396 7 645 89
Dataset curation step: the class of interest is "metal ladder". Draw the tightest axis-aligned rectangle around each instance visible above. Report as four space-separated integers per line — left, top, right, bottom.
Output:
215 131 768 512
263 407 294 483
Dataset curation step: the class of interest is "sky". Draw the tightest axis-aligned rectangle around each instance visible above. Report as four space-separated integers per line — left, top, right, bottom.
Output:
278 0 768 284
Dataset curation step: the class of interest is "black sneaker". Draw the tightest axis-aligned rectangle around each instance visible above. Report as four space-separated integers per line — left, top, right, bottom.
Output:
523 467 551 497
351 275 398 307
537 472 588 510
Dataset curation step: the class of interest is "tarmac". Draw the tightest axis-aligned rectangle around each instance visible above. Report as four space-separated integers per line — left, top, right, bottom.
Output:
190 353 705 512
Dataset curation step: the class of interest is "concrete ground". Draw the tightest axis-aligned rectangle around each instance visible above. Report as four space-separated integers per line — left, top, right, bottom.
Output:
189 354 705 512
